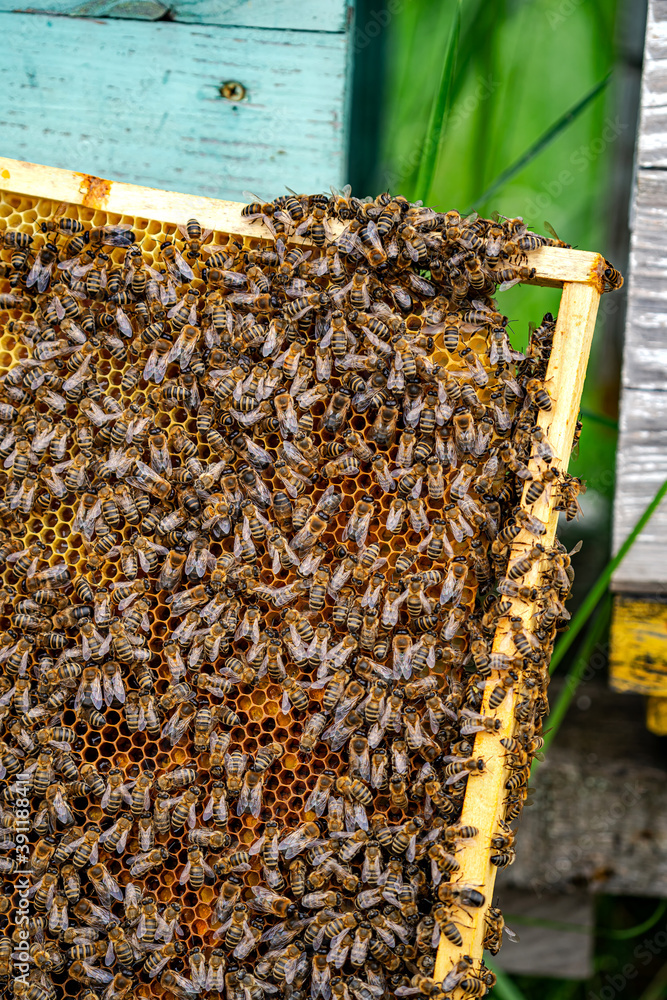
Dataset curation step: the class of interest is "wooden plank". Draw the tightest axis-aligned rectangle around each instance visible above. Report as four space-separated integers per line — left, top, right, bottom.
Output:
610 596 667 696
0 0 350 29
8 0 169 16
616 170 667 393
0 158 608 288
509 245 607 289
492 890 593 980
611 4 667 634
636 0 667 169
168 0 349 30
0 157 314 239
434 281 601 987
646 696 667 735
0 16 350 201
612 388 667 591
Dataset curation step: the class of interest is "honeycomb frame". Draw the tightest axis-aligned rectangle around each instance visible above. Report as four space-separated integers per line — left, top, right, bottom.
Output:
0 157 611 998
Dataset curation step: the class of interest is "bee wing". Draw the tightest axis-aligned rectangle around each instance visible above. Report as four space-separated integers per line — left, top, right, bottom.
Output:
445 770 469 785
357 745 371 783
148 953 171 979
248 832 266 856
248 779 264 819
179 861 192 885
83 962 114 984
49 786 70 823
504 923 520 943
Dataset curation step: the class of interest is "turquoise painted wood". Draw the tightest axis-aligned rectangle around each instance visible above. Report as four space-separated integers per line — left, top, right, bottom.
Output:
0 0 349 29
0 14 351 201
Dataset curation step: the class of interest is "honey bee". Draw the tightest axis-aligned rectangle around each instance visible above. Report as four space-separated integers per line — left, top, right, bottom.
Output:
299 712 327 756
129 847 168 877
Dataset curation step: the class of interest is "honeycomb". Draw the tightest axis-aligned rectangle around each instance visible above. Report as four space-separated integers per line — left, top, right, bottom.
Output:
0 180 618 1000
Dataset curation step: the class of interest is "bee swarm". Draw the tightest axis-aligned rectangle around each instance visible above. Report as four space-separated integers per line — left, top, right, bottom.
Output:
0 189 593 1000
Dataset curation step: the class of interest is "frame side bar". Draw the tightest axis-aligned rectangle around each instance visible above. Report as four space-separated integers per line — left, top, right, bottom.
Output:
434 281 601 989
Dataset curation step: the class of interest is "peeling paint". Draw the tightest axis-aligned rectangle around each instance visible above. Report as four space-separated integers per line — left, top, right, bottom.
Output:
77 172 112 207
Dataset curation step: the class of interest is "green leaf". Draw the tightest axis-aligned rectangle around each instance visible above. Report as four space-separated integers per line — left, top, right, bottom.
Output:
466 72 611 212
414 0 462 204
601 900 667 940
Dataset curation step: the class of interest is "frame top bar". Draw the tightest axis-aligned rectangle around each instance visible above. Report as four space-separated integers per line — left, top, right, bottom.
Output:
0 157 606 289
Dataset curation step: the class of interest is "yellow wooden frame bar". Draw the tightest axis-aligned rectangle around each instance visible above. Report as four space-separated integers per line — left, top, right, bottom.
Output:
0 157 606 990
433 280 600 989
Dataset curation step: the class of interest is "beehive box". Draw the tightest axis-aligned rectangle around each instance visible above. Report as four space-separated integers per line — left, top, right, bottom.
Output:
0 1 355 200
0 157 620 1000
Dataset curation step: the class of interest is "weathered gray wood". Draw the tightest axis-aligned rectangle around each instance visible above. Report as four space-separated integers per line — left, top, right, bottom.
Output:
617 171 667 392
612 0 667 589
637 0 667 168
503 682 667 897
613 388 667 592
0 16 350 201
492 889 593 980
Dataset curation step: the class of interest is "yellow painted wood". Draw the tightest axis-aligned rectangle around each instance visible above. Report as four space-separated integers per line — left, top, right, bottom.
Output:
434 281 602 989
646 696 667 735
0 158 607 286
609 596 667 696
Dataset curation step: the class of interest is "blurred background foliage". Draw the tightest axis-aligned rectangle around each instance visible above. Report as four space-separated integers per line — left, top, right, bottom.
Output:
349 0 645 609
373 0 625 511
349 0 656 997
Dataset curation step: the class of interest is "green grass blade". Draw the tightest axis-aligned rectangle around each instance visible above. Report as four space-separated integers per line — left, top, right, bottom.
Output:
466 73 611 212
485 959 528 1000
539 594 612 756
484 955 526 1000
601 900 667 940
639 959 667 1000
549 474 667 675
414 0 462 204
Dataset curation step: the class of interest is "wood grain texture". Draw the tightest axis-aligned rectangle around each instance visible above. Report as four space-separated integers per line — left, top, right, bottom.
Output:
9 0 169 17
610 596 667 695
636 0 667 168
0 157 327 240
613 2 667 592
492 890 593 980
0 0 350 29
0 159 608 287
503 753 667 897
434 282 601 987
612 387 667 592
617 170 667 393
0 16 350 201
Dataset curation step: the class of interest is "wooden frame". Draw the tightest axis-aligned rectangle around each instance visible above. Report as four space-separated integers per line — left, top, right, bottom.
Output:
0 157 608 989
434 279 601 986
